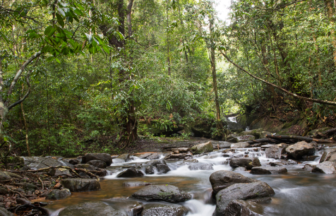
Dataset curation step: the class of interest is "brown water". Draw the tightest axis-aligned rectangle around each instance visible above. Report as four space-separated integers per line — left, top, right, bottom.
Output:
46 148 336 216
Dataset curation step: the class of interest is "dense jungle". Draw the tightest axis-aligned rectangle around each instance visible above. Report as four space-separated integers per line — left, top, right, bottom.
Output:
1 0 336 215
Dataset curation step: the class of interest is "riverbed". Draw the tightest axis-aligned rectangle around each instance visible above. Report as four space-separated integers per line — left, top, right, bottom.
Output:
47 147 336 216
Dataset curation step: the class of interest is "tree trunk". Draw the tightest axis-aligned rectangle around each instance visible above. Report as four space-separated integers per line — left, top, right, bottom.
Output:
0 57 7 134
325 0 336 67
209 15 222 130
21 84 30 156
166 0 171 76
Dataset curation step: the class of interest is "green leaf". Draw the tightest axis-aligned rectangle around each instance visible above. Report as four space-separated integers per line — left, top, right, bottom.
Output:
44 26 56 37
56 13 65 27
57 8 65 17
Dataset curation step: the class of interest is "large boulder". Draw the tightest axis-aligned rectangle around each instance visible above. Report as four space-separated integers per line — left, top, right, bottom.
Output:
215 182 275 216
188 163 213 170
285 141 315 159
132 185 192 203
222 200 262 216
59 202 126 216
82 153 112 166
61 178 101 192
209 171 258 196
230 158 253 169
46 189 71 200
74 164 96 170
141 203 189 216
190 142 213 154
48 167 72 177
231 142 250 149
251 166 288 175
114 154 131 163
303 164 315 172
22 156 62 169
117 168 144 178
320 149 336 163
312 161 336 174
87 160 107 168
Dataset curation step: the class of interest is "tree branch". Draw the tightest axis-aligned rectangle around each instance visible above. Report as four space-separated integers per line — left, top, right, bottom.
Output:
5 51 41 107
8 75 31 110
220 50 336 106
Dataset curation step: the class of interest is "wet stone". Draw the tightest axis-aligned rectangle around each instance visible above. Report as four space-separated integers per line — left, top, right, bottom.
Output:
46 189 71 200
59 202 125 216
141 203 189 216
61 178 101 192
117 168 144 178
156 164 171 174
88 160 107 168
132 185 192 203
251 166 288 175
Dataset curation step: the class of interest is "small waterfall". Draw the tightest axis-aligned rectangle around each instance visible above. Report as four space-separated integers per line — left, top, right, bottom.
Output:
228 116 237 123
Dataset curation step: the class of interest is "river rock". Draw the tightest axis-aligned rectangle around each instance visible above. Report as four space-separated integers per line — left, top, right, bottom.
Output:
74 164 96 170
145 165 154 174
69 159 79 165
285 141 315 159
46 189 71 200
252 158 261 167
222 199 262 216
191 141 213 154
302 155 319 161
320 149 336 162
82 153 112 166
0 207 13 216
251 166 288 174
141 203 189 216
22 156 62 169
156 164 171 174
117 168 144 178
61 178 100 192
312 161 336 174
59 201 126 216
303 164 316 172
132 185 192 203
188 163 213 170
265 146 284 159
48 167 72 177
231 142 250 149
209 171 258 196
230 158 253 169
215 182 275 215
88 160 107 168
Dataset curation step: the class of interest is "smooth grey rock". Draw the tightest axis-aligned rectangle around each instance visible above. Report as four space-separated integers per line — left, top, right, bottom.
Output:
285 141 315 159
59 202 125 216
141 203 189 216
230 158 253 169
251 166 288 174
22 156 62 169
46 189 71 200
215 182 275 216
74 164 96 170
48 167 72 177
251 158 261 167
82 153 112 166
132 185 192 203
209 171 258 196
320 149 336 162
222 199 262 216
312 161 336 174
61 178 100 192
303 164 316 172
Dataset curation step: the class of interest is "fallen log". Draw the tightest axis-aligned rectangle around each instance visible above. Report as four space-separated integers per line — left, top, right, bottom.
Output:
266 135 335 143
247 138 279 144
323 128 336 136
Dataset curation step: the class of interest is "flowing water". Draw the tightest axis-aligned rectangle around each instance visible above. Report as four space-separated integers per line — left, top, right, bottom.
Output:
46 147 336 216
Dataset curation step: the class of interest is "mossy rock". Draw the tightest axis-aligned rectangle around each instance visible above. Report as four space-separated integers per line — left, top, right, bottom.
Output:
190 142 213 154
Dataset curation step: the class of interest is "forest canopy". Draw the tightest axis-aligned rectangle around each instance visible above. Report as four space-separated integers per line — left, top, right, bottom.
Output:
1 0 336 157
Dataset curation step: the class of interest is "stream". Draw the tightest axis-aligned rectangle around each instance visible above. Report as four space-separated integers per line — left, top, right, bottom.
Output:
46 147 336 216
